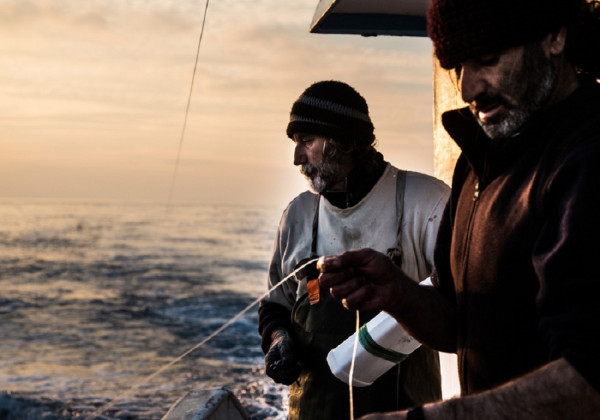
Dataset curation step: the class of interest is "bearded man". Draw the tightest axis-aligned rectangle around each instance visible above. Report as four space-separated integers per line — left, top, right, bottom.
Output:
318 1 600 419
257 80 449 419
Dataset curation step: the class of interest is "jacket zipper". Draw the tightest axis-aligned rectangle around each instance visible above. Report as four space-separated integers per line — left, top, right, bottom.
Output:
459 176 481 392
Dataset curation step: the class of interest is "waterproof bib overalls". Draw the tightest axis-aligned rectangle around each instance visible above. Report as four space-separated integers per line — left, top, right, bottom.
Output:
288 169 440 420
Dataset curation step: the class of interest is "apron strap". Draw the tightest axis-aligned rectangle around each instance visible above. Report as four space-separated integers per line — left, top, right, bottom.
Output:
388 169 407 265
395 169 407 247
310 194 320 258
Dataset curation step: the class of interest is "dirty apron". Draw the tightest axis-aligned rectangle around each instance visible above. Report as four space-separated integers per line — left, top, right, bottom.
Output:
288 170 438 420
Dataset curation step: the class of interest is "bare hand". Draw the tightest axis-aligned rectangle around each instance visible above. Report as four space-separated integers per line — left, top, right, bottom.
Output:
318 248 404 313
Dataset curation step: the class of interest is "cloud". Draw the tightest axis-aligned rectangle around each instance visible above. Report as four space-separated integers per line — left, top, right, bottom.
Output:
1 0 436 206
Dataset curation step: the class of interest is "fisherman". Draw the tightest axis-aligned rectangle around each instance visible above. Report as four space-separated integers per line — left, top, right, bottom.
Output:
319 0 600 418
257 80 449 419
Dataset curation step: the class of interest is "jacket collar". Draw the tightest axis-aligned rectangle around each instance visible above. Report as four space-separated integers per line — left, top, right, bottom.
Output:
441 81 600 178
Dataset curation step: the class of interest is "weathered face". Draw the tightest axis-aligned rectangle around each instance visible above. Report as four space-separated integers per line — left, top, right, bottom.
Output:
457 41 557 139
292 134 346 193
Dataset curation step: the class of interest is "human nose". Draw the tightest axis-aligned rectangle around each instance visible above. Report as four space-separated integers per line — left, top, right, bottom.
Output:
293 142 306 166
459 65 487 104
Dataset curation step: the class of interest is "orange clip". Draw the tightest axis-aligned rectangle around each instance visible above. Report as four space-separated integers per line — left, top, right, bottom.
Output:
307 278 320 305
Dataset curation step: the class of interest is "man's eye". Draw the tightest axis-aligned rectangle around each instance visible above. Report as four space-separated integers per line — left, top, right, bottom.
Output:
477 54 500 67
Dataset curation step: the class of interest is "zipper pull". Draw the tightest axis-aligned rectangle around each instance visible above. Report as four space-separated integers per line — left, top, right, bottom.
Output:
473 181 480 201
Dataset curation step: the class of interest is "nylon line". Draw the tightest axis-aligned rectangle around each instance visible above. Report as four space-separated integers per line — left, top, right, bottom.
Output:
85 257 319 419
349 310 360 420
166 0 211 213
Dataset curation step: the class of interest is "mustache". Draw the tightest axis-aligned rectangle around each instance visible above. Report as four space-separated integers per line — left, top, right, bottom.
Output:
300 163 317 177
471 93 511 113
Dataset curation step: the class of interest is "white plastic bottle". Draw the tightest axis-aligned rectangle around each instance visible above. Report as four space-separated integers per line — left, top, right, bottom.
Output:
326 278 431 387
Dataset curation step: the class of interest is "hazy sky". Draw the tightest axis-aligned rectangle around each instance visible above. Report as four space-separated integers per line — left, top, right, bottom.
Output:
2 0 436 208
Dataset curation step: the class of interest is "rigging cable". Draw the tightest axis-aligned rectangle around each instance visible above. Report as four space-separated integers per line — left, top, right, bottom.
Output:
349 310 359 420
166 0 211 213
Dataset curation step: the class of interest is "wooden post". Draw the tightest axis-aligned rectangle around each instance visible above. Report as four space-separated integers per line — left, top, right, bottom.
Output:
431 54 463 399
432 57 463 186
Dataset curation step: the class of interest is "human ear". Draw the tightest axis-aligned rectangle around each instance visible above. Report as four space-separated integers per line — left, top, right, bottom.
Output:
543 26 567 56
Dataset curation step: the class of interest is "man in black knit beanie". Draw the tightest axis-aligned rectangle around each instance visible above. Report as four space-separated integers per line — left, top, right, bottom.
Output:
258 80 450 419
319 1 600 419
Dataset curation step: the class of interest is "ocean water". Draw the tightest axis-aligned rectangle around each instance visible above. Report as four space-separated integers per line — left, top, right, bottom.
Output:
0 198 289 419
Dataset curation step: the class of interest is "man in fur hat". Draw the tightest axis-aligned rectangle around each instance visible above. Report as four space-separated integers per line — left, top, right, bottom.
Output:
319 1 600 418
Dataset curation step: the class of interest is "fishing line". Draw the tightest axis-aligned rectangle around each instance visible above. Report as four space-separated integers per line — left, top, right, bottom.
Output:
349 310 359 420
346 236 360 420
86 257 319 419
166 0 211 213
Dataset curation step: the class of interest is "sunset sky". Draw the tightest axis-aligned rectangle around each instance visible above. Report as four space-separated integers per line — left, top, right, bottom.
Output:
2 0 437 208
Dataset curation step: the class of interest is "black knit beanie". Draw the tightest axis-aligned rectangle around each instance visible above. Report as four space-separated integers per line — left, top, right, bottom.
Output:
427 0 579 69
286 80 375 145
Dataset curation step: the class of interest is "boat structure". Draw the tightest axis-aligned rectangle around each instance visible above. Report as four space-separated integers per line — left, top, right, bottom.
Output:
162 388 250 420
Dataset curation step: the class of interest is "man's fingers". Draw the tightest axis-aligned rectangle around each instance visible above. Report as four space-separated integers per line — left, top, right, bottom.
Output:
342 296 379 313
319 266 355 287
318 248 377 274
328 275 366 298
340 284 380 312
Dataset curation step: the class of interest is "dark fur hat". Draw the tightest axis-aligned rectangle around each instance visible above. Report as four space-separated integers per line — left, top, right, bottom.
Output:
427 0 579 69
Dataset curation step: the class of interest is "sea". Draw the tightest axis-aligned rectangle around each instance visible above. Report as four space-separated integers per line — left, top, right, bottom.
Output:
0 198 290 420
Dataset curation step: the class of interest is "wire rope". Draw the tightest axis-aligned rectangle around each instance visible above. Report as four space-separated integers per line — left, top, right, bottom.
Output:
166 0 211 213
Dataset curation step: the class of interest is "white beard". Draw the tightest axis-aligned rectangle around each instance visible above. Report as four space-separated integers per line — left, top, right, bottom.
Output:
301 160 346 193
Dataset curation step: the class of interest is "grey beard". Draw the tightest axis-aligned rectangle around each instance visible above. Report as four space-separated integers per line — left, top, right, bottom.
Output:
301 163 327 193
480 107 531 139
309 175 327 193
301 159 343 193
479 46 557 139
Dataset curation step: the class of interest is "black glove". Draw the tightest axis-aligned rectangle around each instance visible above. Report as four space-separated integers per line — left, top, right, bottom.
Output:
265 329 301 385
